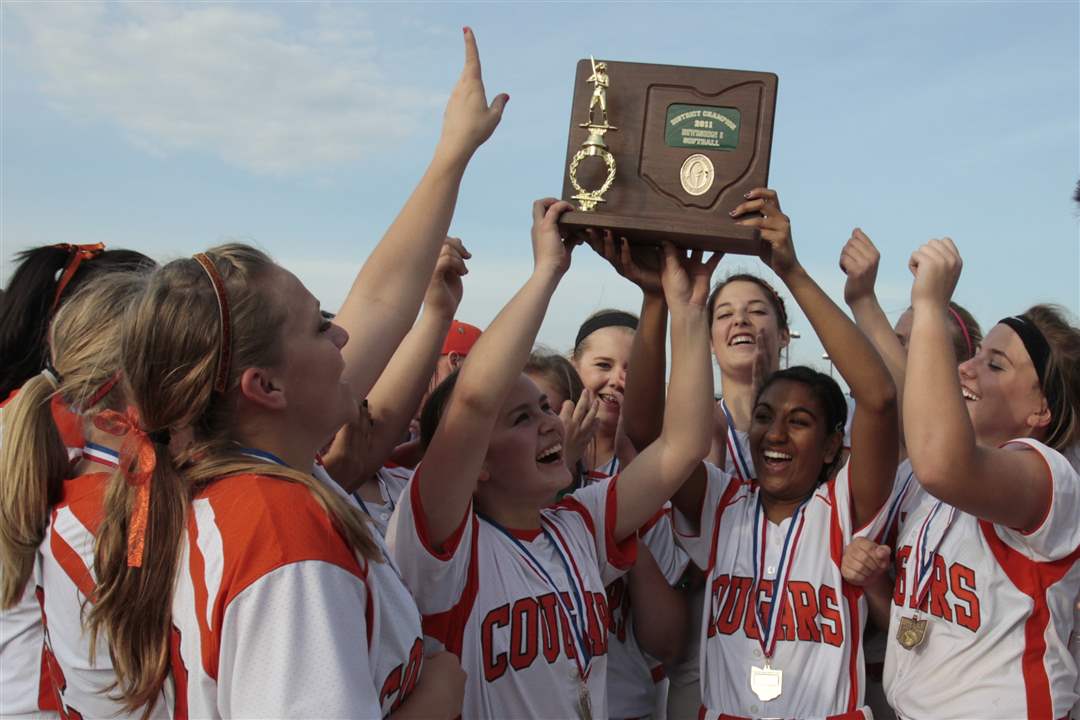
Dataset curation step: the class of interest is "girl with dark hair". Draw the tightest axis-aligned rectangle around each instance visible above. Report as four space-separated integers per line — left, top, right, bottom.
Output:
623 188 899 719
388 198 717 719
842 239 1080 719
87 28 504 717
0 243 154 404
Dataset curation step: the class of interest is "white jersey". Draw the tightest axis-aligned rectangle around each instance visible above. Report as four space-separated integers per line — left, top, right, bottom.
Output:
387 468 637 719
355 464 414 538
170 471 423 719
584 465 690 719
883 439 1080 719
38 465 172 719
674 462 881 720
0 390 69 720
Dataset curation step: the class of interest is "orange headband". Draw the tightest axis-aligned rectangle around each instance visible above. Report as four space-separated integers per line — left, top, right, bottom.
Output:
193 253 232 393
50 243 105 313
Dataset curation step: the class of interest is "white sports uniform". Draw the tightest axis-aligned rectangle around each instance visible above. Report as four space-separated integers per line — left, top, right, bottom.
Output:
169 469 424 718
668 403 754 719
0 389 82 720
674 461 881 720
388 467 638 719
355 464 414 538
883 439 1080 719
586 462 690 720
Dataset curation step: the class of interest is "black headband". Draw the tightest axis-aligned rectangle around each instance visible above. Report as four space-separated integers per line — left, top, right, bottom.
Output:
999 316 1050 388
574 311 638 351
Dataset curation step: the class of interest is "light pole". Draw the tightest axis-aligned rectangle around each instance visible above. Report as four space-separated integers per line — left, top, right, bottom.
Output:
822 352 834 378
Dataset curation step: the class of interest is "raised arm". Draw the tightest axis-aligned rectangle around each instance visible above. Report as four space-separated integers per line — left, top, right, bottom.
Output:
733 189 898 529
841 228 910 456
614 245 718 541
325 240 467 489
903 239 1049 530
589 233 669 452
420 199 575 546
336 28 507 398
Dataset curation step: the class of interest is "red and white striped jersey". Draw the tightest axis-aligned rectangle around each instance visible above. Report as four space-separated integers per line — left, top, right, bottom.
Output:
38 469 172 719
884 439 1080 719
387 469 637 719
169 472 423 719
674 462 882 720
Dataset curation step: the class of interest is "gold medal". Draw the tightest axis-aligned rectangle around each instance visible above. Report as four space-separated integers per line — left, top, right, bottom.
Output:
896 615 928 650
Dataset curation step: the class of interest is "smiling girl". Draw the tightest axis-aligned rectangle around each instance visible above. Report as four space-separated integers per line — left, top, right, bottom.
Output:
388 198 717 719
846 239 1080 719
624 189 899 719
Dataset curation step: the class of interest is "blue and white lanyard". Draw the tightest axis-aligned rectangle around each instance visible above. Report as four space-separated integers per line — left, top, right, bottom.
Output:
237 447 290 467
906 500 957 613
478 513 593 678
355 480 395 519
83 441 120 468
750 493 811 660
875 469 915 544
720 398 754 482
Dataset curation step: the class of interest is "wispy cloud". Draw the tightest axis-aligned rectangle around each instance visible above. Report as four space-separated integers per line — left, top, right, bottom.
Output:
4 2 443 175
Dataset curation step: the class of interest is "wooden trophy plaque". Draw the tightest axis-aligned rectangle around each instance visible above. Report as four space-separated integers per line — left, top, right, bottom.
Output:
560 59 778 256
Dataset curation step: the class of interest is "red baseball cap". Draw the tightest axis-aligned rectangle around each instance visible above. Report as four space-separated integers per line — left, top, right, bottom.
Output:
441 320 482 356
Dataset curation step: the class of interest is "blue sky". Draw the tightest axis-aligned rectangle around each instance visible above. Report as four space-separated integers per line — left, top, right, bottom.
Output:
2 1 1077 376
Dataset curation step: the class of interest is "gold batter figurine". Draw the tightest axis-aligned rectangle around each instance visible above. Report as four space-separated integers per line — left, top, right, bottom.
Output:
586 61 610 127
569 56 618 212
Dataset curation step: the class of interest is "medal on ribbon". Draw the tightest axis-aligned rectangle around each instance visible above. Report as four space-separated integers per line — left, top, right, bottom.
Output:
480 514 595 719
896 500 956 651
748 493 810 702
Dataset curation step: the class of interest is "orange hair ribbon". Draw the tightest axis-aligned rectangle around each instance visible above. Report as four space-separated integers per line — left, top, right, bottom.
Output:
93 408 158 567
50 243 106 314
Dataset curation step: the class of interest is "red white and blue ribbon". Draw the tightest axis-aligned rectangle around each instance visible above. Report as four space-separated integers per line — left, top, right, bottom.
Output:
82 441 119 469
720 398 754 482
751 493 811 660
905 500 957 612
479 513 594 680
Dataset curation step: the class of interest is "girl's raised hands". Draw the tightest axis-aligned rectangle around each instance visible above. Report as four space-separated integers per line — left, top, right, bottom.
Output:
908 237 962 309
731 187 798 278
438 27 509 163
531 198 577 276
659 243 722 310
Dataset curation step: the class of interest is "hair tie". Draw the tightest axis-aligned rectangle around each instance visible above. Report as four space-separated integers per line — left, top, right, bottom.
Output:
947 306 974 358
50 243 105 314
192 253 233 394
40 361 62 389
93 408 157 567
574 310 638 351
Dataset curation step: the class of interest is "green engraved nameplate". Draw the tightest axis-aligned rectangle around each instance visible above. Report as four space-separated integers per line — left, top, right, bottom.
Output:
665 104 740 150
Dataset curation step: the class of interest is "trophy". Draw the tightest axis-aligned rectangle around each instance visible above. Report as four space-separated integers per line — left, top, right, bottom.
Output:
561 59 778 256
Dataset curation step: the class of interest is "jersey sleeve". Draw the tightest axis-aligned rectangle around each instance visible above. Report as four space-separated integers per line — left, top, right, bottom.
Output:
217 562 381 718
639 506 690 585
558 475 638 586
385 465 474 616
671 462 737 571
996 439 1080 561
